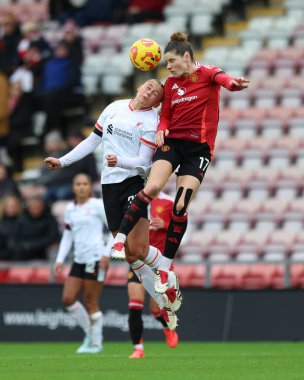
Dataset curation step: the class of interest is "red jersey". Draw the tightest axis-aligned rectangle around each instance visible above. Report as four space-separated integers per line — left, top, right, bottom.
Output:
149 192 174 253
158 63 240 157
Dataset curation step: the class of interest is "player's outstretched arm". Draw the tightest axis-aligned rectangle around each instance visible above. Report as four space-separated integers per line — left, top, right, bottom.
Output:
44 157 61 170
230 77 250 90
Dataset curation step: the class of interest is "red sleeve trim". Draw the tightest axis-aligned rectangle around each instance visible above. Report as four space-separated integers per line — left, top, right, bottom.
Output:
140 137 157 149
95 122 103 132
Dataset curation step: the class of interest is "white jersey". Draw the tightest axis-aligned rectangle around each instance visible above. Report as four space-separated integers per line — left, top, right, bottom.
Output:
64 198 108 264
95 99 158 184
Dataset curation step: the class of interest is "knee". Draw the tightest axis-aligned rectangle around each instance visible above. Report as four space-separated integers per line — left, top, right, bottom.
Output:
126 241 148 261
145 184 161 199
126 246 147 261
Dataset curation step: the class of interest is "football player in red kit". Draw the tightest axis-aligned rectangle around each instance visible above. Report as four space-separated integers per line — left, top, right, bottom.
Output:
128 192 179 359
113 31 249 293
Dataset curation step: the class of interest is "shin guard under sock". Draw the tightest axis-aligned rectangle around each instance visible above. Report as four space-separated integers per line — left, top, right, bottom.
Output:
163 213 188 259
120 190 153 235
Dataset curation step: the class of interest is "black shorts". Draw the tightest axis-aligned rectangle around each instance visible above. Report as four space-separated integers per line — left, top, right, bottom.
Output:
128 266 141 284
102 176 147 231
153 138 211 183
69 261 100 281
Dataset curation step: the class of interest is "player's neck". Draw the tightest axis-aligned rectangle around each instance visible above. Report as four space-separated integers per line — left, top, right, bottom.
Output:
131 99 150 111
183 62 198 78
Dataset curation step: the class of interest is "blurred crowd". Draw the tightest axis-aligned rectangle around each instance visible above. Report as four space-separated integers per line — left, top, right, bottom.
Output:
0 13 87 173
0 125 99 261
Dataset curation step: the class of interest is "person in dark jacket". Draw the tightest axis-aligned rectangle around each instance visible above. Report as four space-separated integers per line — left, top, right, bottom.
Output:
40 40 84 133
62 20 83 67
0 194 23 260
0 163 21 199
0 13 21 76
11 195 59 261
6 81 33 172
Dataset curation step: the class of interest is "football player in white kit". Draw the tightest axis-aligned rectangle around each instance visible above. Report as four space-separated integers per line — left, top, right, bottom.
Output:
45 79 178 331
54 173 112 354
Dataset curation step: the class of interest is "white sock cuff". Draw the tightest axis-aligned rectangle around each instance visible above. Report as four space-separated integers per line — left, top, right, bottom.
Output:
131 260 145 271
144 246 161 266
66 301 81 312
90 311 103 321
135 343 144 350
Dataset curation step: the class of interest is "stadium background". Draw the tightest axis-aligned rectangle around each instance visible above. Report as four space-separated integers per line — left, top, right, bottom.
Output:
1 0 304 342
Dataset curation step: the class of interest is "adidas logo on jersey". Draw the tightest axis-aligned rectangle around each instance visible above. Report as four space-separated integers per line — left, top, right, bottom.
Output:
171 83 179 90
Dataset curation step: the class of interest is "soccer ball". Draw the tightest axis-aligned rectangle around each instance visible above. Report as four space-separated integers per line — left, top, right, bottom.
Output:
129 38 162 72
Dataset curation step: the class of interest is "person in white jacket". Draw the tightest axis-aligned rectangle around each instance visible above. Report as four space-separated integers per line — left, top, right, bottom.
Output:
54 173 112 354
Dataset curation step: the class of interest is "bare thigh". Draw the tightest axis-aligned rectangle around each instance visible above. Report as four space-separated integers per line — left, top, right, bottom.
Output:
144 160 173 198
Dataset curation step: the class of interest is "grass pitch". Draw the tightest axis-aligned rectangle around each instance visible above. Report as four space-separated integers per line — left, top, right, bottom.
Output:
0 342 304 380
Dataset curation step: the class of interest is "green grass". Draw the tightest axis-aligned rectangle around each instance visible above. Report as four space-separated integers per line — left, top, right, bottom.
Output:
0 342 304 380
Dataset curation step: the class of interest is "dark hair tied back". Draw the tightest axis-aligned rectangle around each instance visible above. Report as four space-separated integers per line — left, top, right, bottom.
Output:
170 32 188 42
164 31 193 60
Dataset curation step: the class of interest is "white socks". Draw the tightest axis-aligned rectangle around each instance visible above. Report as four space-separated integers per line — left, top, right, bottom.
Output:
115 232 127 245
131 260 166 309
144 246 175 288
66 301 90 336
90 311 103 347
143 246 163 270
135 342 144 350
66 301 103 347
159 256 173 272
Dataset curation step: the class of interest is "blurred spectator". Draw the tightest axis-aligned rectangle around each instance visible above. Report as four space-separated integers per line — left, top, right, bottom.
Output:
40 40 84 133
10 42 46 111
62 20 83 67
9 58 33 94
50 0 126 26
6 81 33 172
0 70 10 164
49 0 88 24
74 0 114 26
37 128 98 202
0 194 23 261
126 0 168 24
17 21 52 62
0 163 21 199
9 195 60 261
13 42 47 112
0 13 21 76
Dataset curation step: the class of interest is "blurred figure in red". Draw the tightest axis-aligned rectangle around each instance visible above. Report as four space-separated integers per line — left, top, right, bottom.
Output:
128 191 179 359
126 0 169 24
